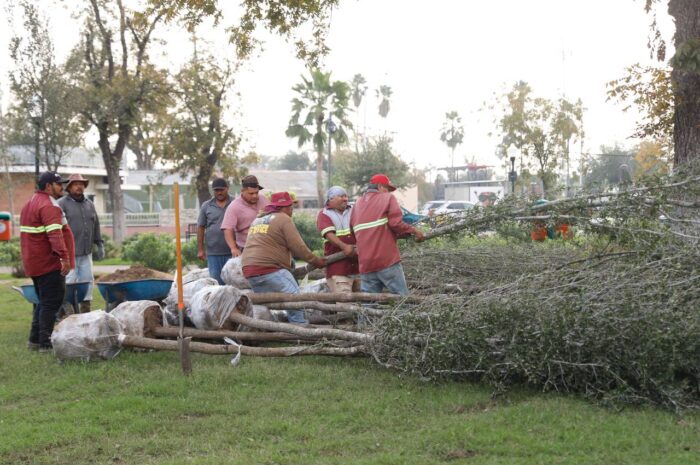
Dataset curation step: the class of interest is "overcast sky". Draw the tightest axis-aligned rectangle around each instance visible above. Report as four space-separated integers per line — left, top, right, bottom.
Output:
0 0 674 176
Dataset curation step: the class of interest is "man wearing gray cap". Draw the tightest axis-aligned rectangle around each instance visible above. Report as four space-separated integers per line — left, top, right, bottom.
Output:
197 178 234 284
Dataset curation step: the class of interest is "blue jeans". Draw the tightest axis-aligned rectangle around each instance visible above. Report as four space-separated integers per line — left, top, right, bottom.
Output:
247 269 307 324
66 254 94 301
360 262 409 296
207 254 232 285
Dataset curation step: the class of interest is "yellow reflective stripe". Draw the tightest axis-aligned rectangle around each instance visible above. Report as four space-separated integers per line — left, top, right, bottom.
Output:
336 228 352 236
20 225 47 233
320 226 336 237
45 224 63 232
353 217 388 233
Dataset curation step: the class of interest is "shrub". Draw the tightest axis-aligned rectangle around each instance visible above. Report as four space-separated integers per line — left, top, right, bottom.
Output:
122 233 175 272
93 234 119 261
181 238 206 268
293 212 323 253
0 238 24 277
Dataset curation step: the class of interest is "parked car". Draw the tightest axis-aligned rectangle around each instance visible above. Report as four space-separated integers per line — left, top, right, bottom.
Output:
419 200 447 216
433 200 475 215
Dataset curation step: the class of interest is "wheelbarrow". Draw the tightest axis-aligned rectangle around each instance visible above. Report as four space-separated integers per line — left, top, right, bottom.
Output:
96 279 173 311
12 281 92 316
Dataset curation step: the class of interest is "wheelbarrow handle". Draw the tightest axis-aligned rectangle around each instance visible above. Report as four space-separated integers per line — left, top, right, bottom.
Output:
11 286 24 296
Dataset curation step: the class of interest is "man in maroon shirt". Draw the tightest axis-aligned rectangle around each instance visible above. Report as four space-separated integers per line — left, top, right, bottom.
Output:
20 171 75 351
316 186 359 293
350 174 424 295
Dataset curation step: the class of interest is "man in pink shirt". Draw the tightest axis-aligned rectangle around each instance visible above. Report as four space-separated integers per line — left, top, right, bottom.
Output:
221 175 269 256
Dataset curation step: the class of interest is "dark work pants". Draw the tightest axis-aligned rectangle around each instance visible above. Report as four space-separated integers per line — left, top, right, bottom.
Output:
29 269 66 347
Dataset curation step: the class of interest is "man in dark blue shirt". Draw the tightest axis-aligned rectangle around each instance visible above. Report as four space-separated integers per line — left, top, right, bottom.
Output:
197 178 234 284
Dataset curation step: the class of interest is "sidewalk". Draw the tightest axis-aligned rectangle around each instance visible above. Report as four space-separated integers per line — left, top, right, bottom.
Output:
0 264 130 276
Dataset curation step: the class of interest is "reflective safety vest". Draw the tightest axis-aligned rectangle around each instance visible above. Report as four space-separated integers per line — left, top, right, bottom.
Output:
19 191 75 277
349 190 416 274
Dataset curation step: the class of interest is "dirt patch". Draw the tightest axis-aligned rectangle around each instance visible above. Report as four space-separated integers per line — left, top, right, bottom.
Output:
97 265 173 282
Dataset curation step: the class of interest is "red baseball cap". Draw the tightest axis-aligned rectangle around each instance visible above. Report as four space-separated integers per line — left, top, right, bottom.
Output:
370 173 396 192
268 191 294 208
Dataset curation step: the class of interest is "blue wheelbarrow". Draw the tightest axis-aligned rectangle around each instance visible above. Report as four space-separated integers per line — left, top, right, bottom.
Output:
12 281 92 315
96 279 173 311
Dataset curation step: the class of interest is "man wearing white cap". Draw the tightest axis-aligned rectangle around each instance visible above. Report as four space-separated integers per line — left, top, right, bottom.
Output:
316 186 359 293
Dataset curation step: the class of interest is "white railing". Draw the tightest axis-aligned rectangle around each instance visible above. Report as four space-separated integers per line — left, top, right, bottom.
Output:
99 212 161 227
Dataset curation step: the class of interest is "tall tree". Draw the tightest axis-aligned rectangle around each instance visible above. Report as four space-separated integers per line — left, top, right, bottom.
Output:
274 151 312 171
150 0 339 66
551 98 584 194
67 0 164 243
439 111 465 180
286 68 353 205
127 66 174 170
334 135 411 195
9 0 83 172
644 0 700 165
163 44 246 206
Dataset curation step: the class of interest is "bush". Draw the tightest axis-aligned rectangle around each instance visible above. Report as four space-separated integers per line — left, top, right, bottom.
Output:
0 238 24 277
93 233 119 261
122 233 175 272
293 212 323 253
181 238 206 268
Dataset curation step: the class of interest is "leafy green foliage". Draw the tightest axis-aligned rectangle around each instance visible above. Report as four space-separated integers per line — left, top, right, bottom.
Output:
292 212 323 253
335 135 411 195
92 234 119 261
0 239 24 277
606 64 673 149
181 238 206 268
122 233 175 272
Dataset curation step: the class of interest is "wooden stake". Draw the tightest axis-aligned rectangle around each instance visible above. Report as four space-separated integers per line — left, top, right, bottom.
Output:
228 312 373 344
264 301 386 317
120 335 365 357
153 327 319 342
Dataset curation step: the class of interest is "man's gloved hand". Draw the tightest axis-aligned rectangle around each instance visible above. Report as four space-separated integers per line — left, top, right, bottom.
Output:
96 242 106 261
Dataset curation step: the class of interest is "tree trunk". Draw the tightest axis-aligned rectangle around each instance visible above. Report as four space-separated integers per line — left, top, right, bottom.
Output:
97 125 127 244
248 292 423 304
121 335 365 357
316 146 325 207
669 0 700 166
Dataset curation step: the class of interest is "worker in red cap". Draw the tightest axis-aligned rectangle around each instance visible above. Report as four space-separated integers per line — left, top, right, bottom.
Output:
350 174 424 296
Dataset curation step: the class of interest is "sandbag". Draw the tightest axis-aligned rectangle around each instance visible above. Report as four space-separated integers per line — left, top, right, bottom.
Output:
220 256 250 289
110 300 163 338
51 311 123 361
175 267 210 285
299 278 329 294
189 285 250 330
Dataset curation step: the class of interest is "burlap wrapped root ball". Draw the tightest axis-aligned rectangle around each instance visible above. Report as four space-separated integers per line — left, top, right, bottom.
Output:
220 256 250 289
189 285 251 330
110 300 164 338
164 277 219 326
51 311 123 361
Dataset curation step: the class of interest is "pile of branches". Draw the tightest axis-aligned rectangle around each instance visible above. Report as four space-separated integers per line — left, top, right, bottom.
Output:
370 162 700 410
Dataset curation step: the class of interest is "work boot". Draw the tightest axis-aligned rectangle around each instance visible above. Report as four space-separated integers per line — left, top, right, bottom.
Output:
79 300 92 313
27 341 40 351
38 344 53 353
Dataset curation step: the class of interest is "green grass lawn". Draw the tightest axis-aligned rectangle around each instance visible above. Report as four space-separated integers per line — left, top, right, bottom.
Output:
0 279 698 465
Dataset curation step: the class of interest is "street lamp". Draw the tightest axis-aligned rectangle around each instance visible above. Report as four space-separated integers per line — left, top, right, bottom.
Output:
326 116 337 189
509 156 517 195
28 94 43 184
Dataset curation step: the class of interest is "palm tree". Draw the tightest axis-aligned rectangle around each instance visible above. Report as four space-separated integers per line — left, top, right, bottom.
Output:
286 68 353 206
377 85 392 118
440 111 465 181
350 73 367 149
